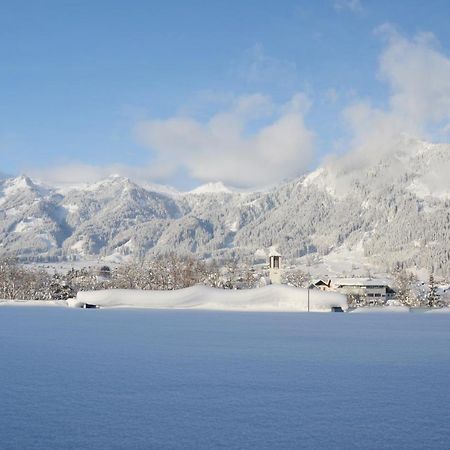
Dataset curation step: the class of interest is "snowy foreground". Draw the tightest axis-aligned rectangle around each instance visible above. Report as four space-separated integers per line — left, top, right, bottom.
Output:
70 284 347 312
1 308 449 450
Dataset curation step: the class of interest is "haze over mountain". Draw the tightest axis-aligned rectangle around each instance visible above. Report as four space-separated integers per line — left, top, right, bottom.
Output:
2 137 450 276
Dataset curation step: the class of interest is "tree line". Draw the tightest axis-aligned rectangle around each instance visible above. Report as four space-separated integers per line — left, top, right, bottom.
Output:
0 255 277 301
1 256 448 308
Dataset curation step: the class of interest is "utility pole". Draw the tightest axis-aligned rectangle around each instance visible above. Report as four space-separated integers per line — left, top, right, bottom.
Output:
307 287 310 312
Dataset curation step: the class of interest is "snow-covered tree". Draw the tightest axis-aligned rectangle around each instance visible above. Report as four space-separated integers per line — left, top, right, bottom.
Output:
48 273 75 300
425 274 441 308
392 267 418 307
0 257 53 300
346 292 368 308
282 269 310 288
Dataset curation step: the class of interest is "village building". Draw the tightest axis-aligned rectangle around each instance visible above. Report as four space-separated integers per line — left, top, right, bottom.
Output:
310 279 333 291
332 278 395 302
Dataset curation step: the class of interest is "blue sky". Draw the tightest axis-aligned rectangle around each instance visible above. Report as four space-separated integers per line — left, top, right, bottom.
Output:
2 0 450 188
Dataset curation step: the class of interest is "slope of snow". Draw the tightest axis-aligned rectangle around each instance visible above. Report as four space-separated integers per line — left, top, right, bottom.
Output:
0 300 66 307
350 306 410 313
302 167 325 187
425 307 450 314
0 175 49 206
13 217 45 233
54 176 180 197
71 284 348 312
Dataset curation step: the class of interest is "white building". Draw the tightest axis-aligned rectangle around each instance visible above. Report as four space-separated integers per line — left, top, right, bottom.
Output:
332 278 395 302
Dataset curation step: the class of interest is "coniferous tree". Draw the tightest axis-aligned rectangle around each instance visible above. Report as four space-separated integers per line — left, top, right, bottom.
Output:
425 274 440 308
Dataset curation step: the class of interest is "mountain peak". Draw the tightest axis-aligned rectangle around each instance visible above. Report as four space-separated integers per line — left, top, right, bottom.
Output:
5 174 49 194
189 181 235 195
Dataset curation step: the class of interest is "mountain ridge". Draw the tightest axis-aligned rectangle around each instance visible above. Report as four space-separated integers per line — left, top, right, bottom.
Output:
2 137 450 276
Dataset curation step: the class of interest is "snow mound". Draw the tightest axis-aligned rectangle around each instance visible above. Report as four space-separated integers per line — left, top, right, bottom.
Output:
349 306 410 313
425 307 450 314
71 285 348 312
0 300 66 308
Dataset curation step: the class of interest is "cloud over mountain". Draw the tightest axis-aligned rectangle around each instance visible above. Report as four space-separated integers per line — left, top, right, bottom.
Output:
134 93 315 188
26 29 450 192
340 26 450 171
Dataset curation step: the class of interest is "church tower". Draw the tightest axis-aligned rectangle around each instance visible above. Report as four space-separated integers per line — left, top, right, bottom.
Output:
269 251 282 284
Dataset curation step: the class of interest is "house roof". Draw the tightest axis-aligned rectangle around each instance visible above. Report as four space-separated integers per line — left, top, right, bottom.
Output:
313 279 331 286
333 278 391 287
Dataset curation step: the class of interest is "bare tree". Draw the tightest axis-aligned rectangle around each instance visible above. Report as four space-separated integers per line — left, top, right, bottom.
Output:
282 269 311 288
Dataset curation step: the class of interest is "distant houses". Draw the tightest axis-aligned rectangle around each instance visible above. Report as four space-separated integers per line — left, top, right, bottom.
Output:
311 278 395 302
266 252 396 303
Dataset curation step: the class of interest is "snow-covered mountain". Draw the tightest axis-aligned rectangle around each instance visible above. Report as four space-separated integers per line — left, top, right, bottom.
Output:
2 137 450 275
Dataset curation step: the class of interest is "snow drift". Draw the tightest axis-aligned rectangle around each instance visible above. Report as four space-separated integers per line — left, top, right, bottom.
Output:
70 285 348 312
349 305 410 314
0 300 66 308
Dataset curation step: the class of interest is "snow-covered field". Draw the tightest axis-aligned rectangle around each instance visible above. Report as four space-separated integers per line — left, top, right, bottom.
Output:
0 308 449 449
72 285 348 312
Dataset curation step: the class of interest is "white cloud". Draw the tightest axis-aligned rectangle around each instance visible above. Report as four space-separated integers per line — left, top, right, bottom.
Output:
32 27 450 191
379 26 450 125
29 94 314 190
27 163 100 186
28 162 174 188
334 0 363 13
134 93 315 188
339 26 450 169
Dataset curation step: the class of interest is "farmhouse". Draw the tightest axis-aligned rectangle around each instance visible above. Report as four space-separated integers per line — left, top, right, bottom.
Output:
332 278 395 301
311 279 333 291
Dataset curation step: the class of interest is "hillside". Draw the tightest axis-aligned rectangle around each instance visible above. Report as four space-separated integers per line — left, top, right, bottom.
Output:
2 137 450 275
